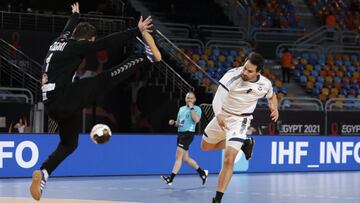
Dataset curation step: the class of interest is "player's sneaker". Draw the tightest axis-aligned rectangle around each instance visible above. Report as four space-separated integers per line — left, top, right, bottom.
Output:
241 137 255 160
212 198 221 203
138 31 161 62
30 170 47 201
161 175 173 186
200 169 209 185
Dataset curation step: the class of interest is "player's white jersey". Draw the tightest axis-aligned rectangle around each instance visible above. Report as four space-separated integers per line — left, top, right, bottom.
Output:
219 66 273 115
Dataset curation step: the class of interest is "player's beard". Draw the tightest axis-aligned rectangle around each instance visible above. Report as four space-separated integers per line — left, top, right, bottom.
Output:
241 73 248 81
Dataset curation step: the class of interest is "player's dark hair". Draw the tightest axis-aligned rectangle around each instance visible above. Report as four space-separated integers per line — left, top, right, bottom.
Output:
246 52 264 72
72 22 97 40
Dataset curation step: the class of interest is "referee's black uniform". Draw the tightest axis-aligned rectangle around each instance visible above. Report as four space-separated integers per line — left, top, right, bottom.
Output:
40 13 150 174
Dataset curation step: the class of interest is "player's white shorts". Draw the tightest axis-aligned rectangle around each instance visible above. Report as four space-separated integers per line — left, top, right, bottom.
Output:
203 115 252 151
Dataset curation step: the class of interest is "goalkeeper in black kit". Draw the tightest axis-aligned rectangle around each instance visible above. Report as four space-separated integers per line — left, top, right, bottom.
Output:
30 2 161 201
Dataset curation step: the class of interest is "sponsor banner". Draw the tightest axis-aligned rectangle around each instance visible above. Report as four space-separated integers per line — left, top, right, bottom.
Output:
234 136 360 172
0 134 221 177
252 110 325 135
2 134 360 177
327 112 360 136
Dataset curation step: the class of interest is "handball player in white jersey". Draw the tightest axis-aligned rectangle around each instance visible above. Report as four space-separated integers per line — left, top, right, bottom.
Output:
202 52 279 203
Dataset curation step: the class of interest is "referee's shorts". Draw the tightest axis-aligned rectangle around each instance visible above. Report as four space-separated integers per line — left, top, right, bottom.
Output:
177 131 195 151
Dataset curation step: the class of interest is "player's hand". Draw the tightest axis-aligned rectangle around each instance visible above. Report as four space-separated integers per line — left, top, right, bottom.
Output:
169 119 175 126
138 16 153 33
268 102 279 122
71 2 80 14
216 114 230 131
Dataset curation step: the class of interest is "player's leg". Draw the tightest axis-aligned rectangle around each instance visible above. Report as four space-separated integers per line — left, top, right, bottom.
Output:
183 150 198 169
181 132 208 185
161 133 187 185
213 146 239 203
239 117 255 160
182 133 197 168
201 139 226 151
213 116 251 203
183 150 209 185
161 146 185 186
217 147 239 192
48 32 162 116
49 54 150 118
41 112 82 173
171 147 186 174
30 111 81 201
241 137 255 160
201 117 226 151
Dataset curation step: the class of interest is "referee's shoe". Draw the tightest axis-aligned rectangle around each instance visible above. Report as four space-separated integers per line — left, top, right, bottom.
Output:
161 175 173 186
241 137 255 160
200 169 209 185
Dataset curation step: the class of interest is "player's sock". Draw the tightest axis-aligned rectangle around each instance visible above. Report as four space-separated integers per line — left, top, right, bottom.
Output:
214 191 224 202
42 169 49 181
170 172 176 181
196 167 204 175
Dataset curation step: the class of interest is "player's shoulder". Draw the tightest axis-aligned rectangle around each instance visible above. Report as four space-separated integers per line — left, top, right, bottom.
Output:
194 105 202 111
225 66 243 75
221 67 242 81
259 74 272 86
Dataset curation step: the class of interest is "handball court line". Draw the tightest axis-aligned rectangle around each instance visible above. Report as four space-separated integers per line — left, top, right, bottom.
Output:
0 197 141 203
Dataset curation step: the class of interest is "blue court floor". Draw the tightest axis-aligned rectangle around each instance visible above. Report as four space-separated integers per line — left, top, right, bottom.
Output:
0 172 359 203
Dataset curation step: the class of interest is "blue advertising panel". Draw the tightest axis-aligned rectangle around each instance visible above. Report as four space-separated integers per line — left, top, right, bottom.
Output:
1 134 360 177
234 136 360 172
0 134 221 177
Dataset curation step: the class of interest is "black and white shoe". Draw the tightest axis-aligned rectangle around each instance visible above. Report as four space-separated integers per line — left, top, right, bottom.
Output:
160 175 173 186
241 137 255 160
200 169 209 185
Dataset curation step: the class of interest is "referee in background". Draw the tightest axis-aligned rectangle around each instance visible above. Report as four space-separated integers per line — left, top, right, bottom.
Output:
161 92 208 186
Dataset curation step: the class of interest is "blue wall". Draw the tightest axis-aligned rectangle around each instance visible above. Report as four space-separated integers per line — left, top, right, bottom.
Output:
1 134 360 177
234 136 360 172
0 134 221 177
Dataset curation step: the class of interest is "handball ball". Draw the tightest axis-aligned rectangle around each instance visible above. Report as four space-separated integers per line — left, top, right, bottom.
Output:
90 124 112 144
